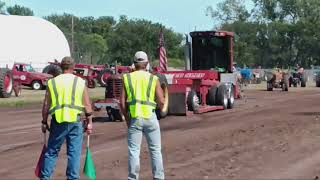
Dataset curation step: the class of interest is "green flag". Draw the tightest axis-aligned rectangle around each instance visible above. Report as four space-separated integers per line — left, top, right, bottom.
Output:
83 146 96 180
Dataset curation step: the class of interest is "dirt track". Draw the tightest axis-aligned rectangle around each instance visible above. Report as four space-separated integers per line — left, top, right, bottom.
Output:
1 87 320 179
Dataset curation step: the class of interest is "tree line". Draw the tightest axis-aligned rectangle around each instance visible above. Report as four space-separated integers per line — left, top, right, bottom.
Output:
0 1 184 66
207 0 320 68
2 0 320 68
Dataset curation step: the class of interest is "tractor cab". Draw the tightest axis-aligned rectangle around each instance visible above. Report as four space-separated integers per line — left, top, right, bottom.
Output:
187 31 234 73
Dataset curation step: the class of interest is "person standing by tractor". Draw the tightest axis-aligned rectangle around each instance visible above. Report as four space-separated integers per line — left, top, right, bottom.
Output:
41 56 93 180
120 51 165 180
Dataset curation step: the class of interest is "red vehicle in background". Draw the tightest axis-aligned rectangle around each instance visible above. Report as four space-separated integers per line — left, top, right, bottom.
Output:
0 68 21 98
42 62 118 88
12 63 52 90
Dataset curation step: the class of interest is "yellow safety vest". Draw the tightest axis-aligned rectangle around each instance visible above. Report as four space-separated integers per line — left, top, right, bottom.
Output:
123 71 158 119
47 74 85 123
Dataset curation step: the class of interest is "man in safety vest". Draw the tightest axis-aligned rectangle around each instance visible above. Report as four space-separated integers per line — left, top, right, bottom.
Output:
120 51 165 180
41 56 93 180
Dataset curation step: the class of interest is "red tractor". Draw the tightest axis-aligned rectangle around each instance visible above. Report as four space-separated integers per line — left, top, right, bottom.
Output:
12 63 52 90
0 68 22 98
42 62 114 88
94 31 241 121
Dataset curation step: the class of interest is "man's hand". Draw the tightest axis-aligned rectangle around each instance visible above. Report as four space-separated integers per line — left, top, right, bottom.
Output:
41 121 48 133
85 115 93 135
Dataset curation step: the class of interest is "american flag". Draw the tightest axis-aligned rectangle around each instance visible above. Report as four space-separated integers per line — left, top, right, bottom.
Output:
159 29 168 71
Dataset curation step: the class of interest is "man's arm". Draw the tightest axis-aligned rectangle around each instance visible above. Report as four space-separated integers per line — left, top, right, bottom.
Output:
41 89 51 133
155 80 164 110
83 87 93 134
120 85 130 127
83 87 93 116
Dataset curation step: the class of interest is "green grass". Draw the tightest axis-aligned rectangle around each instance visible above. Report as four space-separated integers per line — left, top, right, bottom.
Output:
0 87 105 108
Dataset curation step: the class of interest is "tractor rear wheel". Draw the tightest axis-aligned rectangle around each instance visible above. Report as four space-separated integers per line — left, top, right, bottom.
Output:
207 85 218 105
97 69 113 87
155 73 169 119
187 90 200 112
228 85 235 109
267 82 273 91
316 80 320 87
301 77 306 87
107 107 124 122
42 64 62 77
0 69 13 98
282 75 289 91
216 84 228 109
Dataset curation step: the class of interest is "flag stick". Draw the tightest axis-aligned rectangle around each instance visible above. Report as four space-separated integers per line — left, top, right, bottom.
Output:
87 135 90 148
43 132 47 146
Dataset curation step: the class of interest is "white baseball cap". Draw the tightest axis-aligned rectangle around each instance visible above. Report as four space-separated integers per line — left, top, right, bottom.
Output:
134 51 148 63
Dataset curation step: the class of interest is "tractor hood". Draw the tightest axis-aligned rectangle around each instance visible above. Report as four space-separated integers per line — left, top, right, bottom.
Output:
29 72 52 79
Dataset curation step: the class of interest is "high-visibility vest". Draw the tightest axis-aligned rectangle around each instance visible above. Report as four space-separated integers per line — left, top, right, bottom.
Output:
47 73 85 123
123 71 158 119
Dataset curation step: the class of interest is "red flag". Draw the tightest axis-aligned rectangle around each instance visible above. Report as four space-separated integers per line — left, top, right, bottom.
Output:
35 144 46 177
159 29 168 71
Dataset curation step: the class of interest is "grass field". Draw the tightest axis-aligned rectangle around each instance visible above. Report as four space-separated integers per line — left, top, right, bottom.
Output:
0 86 105 107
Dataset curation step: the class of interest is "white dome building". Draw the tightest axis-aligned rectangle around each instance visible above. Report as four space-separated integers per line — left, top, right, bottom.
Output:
0 15 70 71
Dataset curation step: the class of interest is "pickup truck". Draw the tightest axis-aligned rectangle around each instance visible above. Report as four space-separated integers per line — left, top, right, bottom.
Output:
12 63 52 90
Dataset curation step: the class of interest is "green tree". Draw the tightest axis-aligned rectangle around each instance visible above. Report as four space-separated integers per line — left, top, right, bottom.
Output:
107 16 183 65
0 1 6 14
7 4 34 16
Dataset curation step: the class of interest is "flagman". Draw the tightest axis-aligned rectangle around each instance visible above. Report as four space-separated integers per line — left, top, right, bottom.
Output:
120 51 165 180
41 56 93 180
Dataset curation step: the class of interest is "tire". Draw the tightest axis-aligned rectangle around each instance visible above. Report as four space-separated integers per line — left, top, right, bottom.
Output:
32 81 42 90
155 73 169 118
0 69 13 98
207 85 218 105
216 84 228 109
267 82 273 91
282 75 289 91
316 80 320 87
187 90 200 112
301 77 306 87
97 69 113 87
42 64 62 77
106 107 124 122
228 85 235 109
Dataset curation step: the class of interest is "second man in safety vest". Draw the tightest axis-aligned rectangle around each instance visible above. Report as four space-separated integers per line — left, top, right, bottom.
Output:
120 51 165 180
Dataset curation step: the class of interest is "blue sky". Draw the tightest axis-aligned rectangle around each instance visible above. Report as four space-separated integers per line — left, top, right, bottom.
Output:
2 0 252 34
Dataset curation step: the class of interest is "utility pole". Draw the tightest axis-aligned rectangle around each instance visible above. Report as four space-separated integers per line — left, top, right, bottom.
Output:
71 15 74 58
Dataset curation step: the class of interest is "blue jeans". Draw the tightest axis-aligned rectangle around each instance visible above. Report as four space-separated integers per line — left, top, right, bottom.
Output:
41 118 84 180
128 113 165 180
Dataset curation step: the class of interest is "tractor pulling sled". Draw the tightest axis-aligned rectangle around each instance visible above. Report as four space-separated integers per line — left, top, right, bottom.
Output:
93 31 241 121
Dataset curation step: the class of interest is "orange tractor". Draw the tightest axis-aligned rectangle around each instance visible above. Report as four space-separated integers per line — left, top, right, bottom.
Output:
265 69 289 91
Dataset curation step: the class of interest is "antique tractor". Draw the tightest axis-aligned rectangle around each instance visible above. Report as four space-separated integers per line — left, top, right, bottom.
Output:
289 67 306 87
43 62 113 88
265 69 289 91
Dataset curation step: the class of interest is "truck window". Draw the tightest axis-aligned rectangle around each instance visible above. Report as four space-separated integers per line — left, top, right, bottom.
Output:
191 35 231 72
25 65 35 72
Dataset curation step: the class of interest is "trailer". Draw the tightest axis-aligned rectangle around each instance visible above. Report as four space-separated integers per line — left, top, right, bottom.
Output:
94 30 241 120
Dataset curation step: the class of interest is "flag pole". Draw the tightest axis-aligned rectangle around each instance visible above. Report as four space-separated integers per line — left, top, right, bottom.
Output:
87 135 90 148
43 132 47 146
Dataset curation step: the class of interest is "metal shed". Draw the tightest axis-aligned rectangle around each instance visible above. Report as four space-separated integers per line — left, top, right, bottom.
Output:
0 15 70 71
